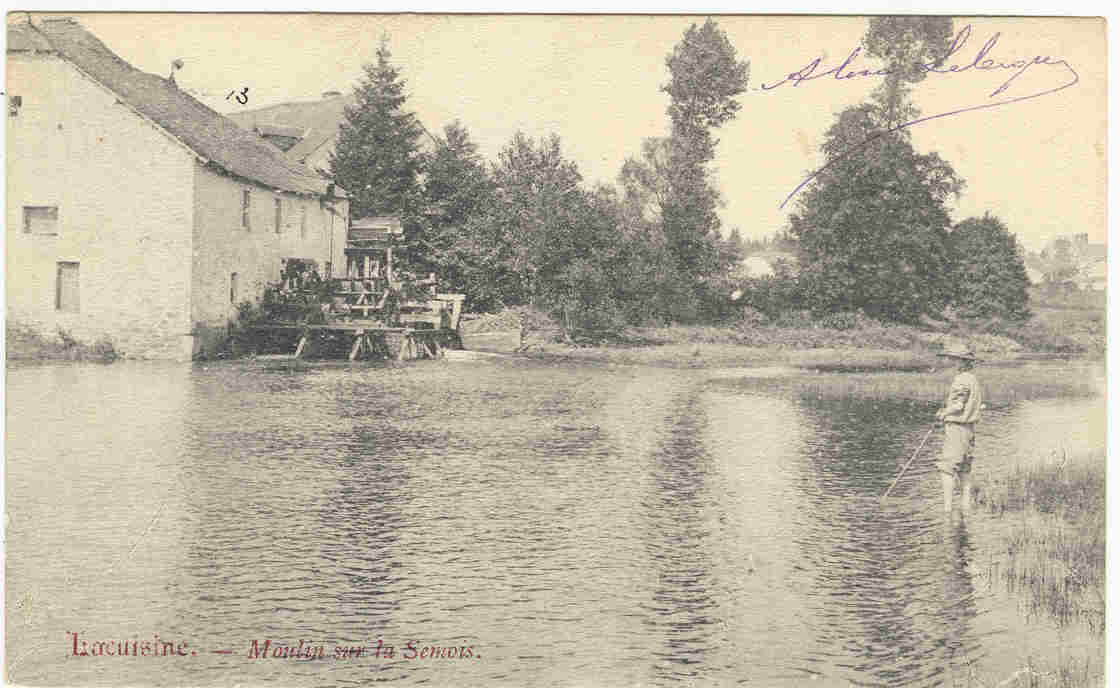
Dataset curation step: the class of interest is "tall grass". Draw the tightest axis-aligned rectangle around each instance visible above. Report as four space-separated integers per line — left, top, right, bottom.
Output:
974 451 1106 635
960 451 1106 688
6 322 119 363
966 656 1100 688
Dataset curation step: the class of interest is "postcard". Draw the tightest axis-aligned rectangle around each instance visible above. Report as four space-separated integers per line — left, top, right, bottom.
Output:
5 12 1106 687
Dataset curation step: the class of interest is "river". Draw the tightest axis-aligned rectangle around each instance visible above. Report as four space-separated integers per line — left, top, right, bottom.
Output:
4 357 1105 687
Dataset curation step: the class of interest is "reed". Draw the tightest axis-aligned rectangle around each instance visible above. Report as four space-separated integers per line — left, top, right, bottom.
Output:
959 452 1106 688
974 452 1106 635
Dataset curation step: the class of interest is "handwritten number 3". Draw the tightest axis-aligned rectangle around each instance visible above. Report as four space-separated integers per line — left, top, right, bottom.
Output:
226 87 250 105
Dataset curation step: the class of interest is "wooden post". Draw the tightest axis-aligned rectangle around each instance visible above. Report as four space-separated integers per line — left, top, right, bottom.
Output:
348 329 365 361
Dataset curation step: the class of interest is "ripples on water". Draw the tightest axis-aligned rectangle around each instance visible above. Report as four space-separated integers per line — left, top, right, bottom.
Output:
5 359 1105 687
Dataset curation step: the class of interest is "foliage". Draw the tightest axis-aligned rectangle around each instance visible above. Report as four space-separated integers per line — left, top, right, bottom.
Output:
733 260 805 320
783 17 968 324
653 19 750 317
437 131 662 334
948 213 1032 321
738 230 798 257
788 104 963 322
992 318 1087 354
378 277 431 327
260 280 329 325
862 17 954 127
6 322 119 362
490 132 586 307
55 328 119 361
1037 237 1082 284
974 453 1105 635
420 121 497 281
329 37 423 230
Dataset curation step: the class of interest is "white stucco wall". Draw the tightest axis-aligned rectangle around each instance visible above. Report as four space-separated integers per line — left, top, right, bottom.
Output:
6 52 196 359
190 164 348 355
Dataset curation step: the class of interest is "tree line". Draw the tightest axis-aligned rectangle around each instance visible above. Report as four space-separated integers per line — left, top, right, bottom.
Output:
329 19 1034 334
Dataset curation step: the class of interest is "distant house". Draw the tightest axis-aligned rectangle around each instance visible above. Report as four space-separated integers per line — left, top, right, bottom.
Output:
226 91 356 175
251 123 310 153
1023 254 1048 285
7 18 349 359
1070 235 1107 291
733 251 798 280
1036 233 1107 291
228 90 437 176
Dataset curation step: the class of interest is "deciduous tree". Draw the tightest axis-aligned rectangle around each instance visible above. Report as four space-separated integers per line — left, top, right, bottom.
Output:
862 16 954 127
948 214 1032 321
660 19 750 314
789 104 963 322
419 121 495 282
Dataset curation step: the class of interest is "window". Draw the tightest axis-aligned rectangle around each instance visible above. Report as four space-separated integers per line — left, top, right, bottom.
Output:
23 206 59 235
9 95 22 117
230 272 239 304
242 190 251 229
56 262 79 313
275 198 282 234
300 206 308 239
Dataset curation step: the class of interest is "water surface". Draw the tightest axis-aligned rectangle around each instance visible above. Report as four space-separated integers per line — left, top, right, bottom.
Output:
5 358 1105 686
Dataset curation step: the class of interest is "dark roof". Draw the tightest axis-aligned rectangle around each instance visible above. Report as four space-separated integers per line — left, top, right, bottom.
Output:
13 18 340 197
7 22 52 51
227 94 355 166
1024 254 1047 272
228 95 436 172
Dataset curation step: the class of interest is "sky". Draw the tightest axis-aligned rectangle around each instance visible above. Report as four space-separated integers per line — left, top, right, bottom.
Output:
31 13 1108 252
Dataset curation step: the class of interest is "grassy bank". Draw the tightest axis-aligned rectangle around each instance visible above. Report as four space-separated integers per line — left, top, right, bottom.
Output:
969 452 1106 687
528 341 939 371
460 305 1101 372
6 322 118 363
725 364 1102 403
974 452 1106 633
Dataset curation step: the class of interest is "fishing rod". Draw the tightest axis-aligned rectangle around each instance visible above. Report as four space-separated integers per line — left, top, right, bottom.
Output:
881 424 938 501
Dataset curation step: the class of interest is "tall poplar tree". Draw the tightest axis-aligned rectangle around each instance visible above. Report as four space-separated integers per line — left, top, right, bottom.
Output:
660 19 749 316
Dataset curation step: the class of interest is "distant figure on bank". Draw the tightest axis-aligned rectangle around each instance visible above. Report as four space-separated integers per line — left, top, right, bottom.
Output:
935 343 983 513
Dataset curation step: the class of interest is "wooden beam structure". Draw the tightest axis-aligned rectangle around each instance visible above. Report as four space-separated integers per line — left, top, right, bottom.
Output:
251 322 459 362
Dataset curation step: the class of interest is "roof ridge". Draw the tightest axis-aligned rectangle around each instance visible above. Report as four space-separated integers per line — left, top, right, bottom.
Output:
233 94 354 117
21 18 339 196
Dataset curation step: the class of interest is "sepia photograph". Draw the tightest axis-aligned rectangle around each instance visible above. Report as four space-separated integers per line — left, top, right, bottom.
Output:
4 11 1108 687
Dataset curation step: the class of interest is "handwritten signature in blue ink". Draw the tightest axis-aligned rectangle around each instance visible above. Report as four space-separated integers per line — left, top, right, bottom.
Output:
763 24 1081 209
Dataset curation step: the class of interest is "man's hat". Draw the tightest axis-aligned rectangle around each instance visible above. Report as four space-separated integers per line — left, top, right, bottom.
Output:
938 342 977 360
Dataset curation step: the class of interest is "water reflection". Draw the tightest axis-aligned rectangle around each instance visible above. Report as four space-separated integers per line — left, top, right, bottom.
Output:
4 359 1105 687
641 389 721 684
785 396 990 687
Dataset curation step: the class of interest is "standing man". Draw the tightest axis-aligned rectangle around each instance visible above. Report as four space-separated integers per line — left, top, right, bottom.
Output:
935 342 983 513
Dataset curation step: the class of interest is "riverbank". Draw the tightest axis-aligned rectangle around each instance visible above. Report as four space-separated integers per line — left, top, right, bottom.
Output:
460 309 1101 372
971 450 1105 687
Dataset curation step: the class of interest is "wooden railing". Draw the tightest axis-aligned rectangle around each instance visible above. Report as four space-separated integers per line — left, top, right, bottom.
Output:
319 278 465 330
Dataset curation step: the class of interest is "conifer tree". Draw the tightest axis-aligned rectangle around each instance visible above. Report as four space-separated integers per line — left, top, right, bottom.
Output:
329 37 423 226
